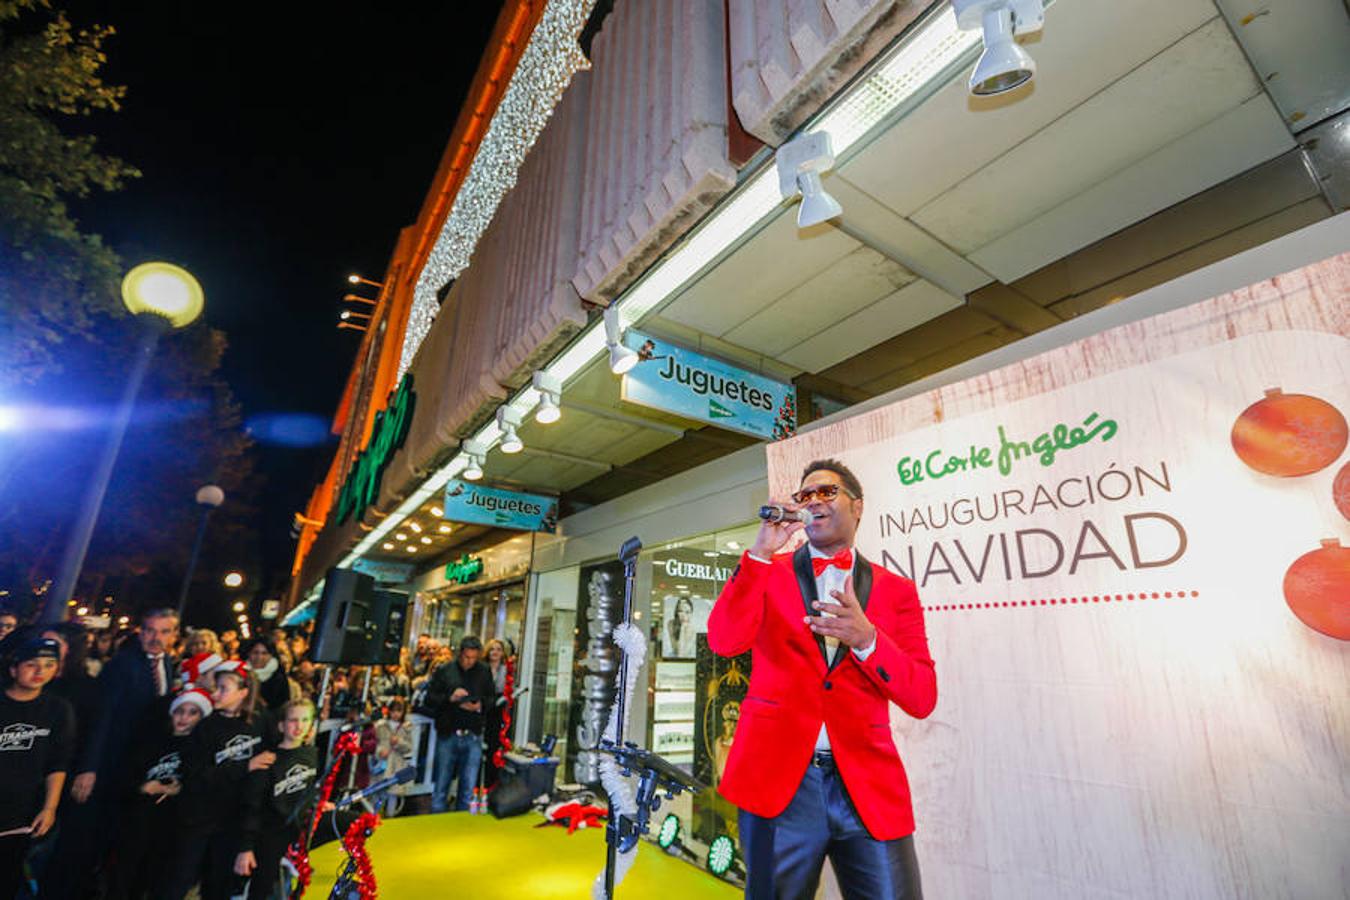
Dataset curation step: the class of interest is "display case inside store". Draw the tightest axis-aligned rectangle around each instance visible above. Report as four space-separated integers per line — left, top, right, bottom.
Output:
639 523 758 858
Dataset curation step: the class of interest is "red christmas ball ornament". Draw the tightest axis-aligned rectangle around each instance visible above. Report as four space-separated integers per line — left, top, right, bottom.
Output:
1333 462 1350 522
1282 538 1350 640
1231 388 1348 477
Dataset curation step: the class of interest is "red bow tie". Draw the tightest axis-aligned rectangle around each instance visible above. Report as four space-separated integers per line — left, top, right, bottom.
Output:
812 549 853 577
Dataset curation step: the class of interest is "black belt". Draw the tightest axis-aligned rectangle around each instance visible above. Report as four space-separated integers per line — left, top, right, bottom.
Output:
810 750 835 771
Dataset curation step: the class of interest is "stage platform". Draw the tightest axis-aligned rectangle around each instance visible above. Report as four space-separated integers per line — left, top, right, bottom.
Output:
307 811 740 898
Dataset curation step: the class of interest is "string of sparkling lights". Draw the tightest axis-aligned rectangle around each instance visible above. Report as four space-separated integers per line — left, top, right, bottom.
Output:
398 0 597 380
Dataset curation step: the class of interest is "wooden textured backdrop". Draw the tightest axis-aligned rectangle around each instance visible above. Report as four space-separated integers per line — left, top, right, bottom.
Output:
767 253 1350 899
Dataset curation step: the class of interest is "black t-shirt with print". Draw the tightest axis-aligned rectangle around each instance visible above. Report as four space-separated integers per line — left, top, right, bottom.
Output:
0 691 75 831
123 729 192 809
238 743 320 852
177 711 266 831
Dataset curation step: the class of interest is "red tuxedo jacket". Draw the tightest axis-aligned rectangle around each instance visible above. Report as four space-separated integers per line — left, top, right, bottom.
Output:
707 545 937 840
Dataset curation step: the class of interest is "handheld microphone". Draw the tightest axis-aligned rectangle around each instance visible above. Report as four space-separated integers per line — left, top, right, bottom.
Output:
334 766 417 809
759 504 811 524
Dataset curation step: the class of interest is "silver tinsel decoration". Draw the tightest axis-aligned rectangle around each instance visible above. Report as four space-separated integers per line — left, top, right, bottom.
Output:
574 566 619 785
398 0 596 380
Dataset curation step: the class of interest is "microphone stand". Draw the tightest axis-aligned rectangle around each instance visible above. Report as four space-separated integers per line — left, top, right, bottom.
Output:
600 537 704 900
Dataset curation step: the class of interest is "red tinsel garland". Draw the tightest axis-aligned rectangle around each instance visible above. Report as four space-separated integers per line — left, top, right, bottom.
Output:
287 730 361 900
340 812 382 900
492 656 516 769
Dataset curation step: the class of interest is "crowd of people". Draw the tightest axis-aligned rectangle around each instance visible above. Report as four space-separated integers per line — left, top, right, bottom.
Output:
0 606 520 900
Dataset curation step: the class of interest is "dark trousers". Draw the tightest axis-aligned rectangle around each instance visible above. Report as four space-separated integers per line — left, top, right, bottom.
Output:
1 834 30 900
158 827 241 900
109 802 174 900
739 757 923 900
41 791 107 899
242 827 292 900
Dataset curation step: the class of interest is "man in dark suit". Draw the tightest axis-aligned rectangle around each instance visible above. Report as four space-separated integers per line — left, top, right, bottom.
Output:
708 459 936 899
44 607 179 898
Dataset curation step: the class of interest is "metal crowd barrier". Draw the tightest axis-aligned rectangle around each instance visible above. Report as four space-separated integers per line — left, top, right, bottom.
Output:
317 714 439 797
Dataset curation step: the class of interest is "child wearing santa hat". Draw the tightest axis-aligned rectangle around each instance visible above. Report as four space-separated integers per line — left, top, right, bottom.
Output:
160 660 273 900
178 652 224 692
109 687 212 899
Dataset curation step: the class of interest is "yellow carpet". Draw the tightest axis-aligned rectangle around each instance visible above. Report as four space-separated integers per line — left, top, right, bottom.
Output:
307 811 741 899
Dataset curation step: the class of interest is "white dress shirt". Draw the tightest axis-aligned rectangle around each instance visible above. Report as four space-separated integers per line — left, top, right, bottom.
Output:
747 544 876 752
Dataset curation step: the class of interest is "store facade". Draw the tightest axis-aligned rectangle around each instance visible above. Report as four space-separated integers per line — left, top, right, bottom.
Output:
285 0 1347 892
406 532 534 653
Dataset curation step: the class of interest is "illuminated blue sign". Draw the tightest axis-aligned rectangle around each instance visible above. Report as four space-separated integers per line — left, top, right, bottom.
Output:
620 331 795 440
443 480 559 532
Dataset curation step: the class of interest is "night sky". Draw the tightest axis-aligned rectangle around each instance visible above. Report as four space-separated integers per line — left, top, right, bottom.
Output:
64 3 504 583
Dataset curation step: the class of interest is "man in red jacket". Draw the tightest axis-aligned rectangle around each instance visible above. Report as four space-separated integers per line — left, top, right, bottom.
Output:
708 459 936 899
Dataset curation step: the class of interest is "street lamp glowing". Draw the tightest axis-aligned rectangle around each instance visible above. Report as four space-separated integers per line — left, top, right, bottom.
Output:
122 262 204 328
223 571 244 588
232 601 245 612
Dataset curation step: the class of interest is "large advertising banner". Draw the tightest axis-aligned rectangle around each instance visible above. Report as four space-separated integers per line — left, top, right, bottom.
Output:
766 254 1349 898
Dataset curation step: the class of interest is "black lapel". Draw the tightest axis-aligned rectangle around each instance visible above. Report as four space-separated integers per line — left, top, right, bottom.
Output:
853 551 873 614
793 545 829 667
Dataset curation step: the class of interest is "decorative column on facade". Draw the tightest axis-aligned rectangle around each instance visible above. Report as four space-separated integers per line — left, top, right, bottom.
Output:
571 0 737 302
729 0 940 144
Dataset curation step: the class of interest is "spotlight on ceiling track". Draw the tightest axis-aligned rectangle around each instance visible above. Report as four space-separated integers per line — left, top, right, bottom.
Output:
603 306 638 375
775 131 843 229
462 439 488 481
495 407 524 454
532 371 562 424
953 0 1043 96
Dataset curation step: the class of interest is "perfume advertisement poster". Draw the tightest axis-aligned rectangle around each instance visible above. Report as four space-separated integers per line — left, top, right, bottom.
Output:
650 547 735 659
692 633 751 847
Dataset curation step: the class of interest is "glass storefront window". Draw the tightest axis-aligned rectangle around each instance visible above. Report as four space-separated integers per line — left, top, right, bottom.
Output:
419 581 526 651
523 566 580 766
638 522 759 857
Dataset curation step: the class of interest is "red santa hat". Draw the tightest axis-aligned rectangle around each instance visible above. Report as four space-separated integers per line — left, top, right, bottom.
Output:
213 658 248 680
170 687 213 718
179 652 224 688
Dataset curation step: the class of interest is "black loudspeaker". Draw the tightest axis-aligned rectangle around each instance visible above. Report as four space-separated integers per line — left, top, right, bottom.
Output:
367 590 410 666
310 569 375 664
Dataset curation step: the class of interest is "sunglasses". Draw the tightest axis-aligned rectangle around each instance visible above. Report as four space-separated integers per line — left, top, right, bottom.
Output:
791 483 856 505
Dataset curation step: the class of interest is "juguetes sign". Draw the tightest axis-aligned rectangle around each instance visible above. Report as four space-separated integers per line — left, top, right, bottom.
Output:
619 330 796 440
442 480 558 532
